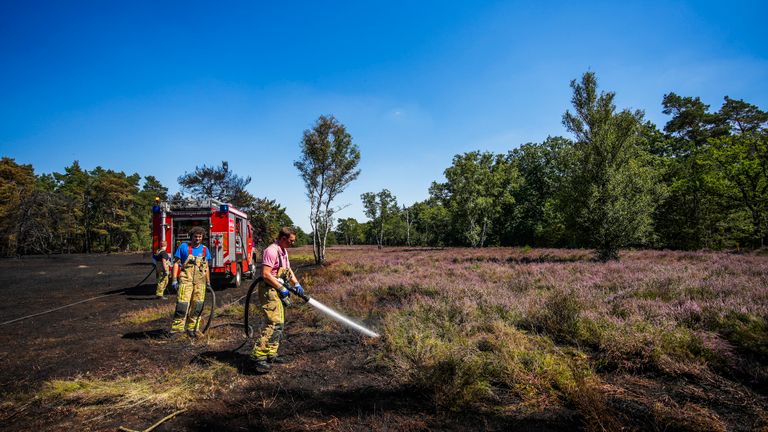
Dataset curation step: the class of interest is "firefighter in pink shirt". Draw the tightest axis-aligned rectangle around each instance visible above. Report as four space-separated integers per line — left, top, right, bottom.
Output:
251 227 305 373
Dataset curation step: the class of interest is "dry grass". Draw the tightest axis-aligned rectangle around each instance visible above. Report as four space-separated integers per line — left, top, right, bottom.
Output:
37 360 240 413
118 303 172 326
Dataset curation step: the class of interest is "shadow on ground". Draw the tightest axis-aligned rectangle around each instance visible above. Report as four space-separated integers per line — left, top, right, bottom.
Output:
122 328 172 340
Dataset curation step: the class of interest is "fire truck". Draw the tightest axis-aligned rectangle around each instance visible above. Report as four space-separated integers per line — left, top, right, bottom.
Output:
151 198 255 288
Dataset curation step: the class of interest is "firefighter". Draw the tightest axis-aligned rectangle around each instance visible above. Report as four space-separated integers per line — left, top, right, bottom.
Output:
251 226 305 373
153 240 171 299
169 226 211 338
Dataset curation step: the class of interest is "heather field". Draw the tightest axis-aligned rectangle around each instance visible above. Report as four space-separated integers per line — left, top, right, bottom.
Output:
307 246 768 430
2 247 768 431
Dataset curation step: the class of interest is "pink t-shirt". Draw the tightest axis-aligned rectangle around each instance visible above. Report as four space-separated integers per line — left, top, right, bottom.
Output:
262 242 289 277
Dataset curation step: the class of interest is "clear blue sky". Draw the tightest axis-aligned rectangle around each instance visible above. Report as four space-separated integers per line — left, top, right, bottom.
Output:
2 1 766 231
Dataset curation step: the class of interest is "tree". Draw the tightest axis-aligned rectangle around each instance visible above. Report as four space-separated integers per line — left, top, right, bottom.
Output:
0 158 37 255
507 136 573 246
402 205 414 246
53 161 94 252
178 161 252 207
141 176 168 202
431 151 519 247
655 93 728 249
294 115 361 264
335 217 364 245
562 72 662 260
90 168 141 252
410 200 450 246
705 97 768 247
248 197 294 248
361 189 398 248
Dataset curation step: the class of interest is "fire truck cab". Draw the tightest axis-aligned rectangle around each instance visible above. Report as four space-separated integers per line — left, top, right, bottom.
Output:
151 198 255 288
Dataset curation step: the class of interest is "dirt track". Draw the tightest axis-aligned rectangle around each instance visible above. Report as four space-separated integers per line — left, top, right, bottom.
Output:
0 253 574 431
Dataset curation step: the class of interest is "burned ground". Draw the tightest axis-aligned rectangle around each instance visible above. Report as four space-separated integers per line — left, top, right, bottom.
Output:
0 248 767 431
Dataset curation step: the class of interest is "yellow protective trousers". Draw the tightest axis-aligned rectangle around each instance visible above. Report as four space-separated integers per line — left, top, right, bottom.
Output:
155 266 169 297
171 254 208 333
252 268 291 360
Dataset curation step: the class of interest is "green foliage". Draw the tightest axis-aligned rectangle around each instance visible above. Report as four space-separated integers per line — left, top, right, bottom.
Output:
506 137 573 246
248 197 294 248
654 94 732 249
295 115 361 263
0 159 169 255
704 100 768 247
431 151 520 247
359 76 766 253
562 72 662 260
0 157 37 255
361 189 399 248
177 161 252 207
4 73 768 255
335 217 365 245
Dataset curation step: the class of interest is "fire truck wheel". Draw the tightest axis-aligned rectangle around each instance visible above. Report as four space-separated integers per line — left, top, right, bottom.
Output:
234 264 242 288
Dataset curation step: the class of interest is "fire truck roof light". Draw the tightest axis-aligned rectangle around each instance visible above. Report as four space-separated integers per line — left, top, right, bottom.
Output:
220 204 229 213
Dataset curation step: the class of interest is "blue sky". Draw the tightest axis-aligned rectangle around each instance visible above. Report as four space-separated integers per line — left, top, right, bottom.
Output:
1 1 766 231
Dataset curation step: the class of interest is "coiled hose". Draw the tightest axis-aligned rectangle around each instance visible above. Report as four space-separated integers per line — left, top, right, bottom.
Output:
203 276 262 352
201 284 216 334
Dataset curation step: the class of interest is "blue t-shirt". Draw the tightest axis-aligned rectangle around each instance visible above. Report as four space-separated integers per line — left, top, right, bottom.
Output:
174 243 211 263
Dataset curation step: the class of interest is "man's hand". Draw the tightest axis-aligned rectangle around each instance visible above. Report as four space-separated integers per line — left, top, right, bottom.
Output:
206 282 212 291
171 280 179 290
293 284 305 297
278 286 291 299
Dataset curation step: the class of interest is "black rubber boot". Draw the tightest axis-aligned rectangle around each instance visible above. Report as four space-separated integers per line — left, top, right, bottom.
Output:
249 358 271 374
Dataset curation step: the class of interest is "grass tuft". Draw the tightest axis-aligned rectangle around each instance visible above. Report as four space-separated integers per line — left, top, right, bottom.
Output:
38 361 239 412
119 304 172 326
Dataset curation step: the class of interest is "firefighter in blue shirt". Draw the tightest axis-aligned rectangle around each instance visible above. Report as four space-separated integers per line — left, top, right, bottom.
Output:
170 226 211 338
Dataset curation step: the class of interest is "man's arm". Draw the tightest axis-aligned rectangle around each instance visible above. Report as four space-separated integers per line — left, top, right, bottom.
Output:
261 264 283 289
171 260 180 281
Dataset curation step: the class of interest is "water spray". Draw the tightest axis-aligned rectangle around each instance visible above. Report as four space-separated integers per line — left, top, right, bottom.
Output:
304 297 380 338
285 283 381 338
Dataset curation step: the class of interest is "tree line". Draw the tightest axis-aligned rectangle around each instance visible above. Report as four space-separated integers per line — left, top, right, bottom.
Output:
0 159 306 256
330 72 767 259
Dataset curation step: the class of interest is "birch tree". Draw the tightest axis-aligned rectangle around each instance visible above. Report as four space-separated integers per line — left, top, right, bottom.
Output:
295 115 361 264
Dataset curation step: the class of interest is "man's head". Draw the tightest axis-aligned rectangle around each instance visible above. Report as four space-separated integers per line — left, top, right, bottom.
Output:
189 226 205 246
276 226 296 248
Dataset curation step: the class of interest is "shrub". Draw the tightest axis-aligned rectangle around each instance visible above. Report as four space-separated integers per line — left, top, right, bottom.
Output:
523 289 584 343
383 302 609 420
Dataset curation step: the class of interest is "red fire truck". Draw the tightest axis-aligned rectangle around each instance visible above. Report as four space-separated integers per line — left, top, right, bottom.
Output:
151 198 255 288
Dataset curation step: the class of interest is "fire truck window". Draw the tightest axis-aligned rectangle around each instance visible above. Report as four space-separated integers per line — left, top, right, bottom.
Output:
173 220 210 251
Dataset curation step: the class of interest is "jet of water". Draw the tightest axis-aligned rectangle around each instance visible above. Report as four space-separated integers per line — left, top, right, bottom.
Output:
306 298 380 338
